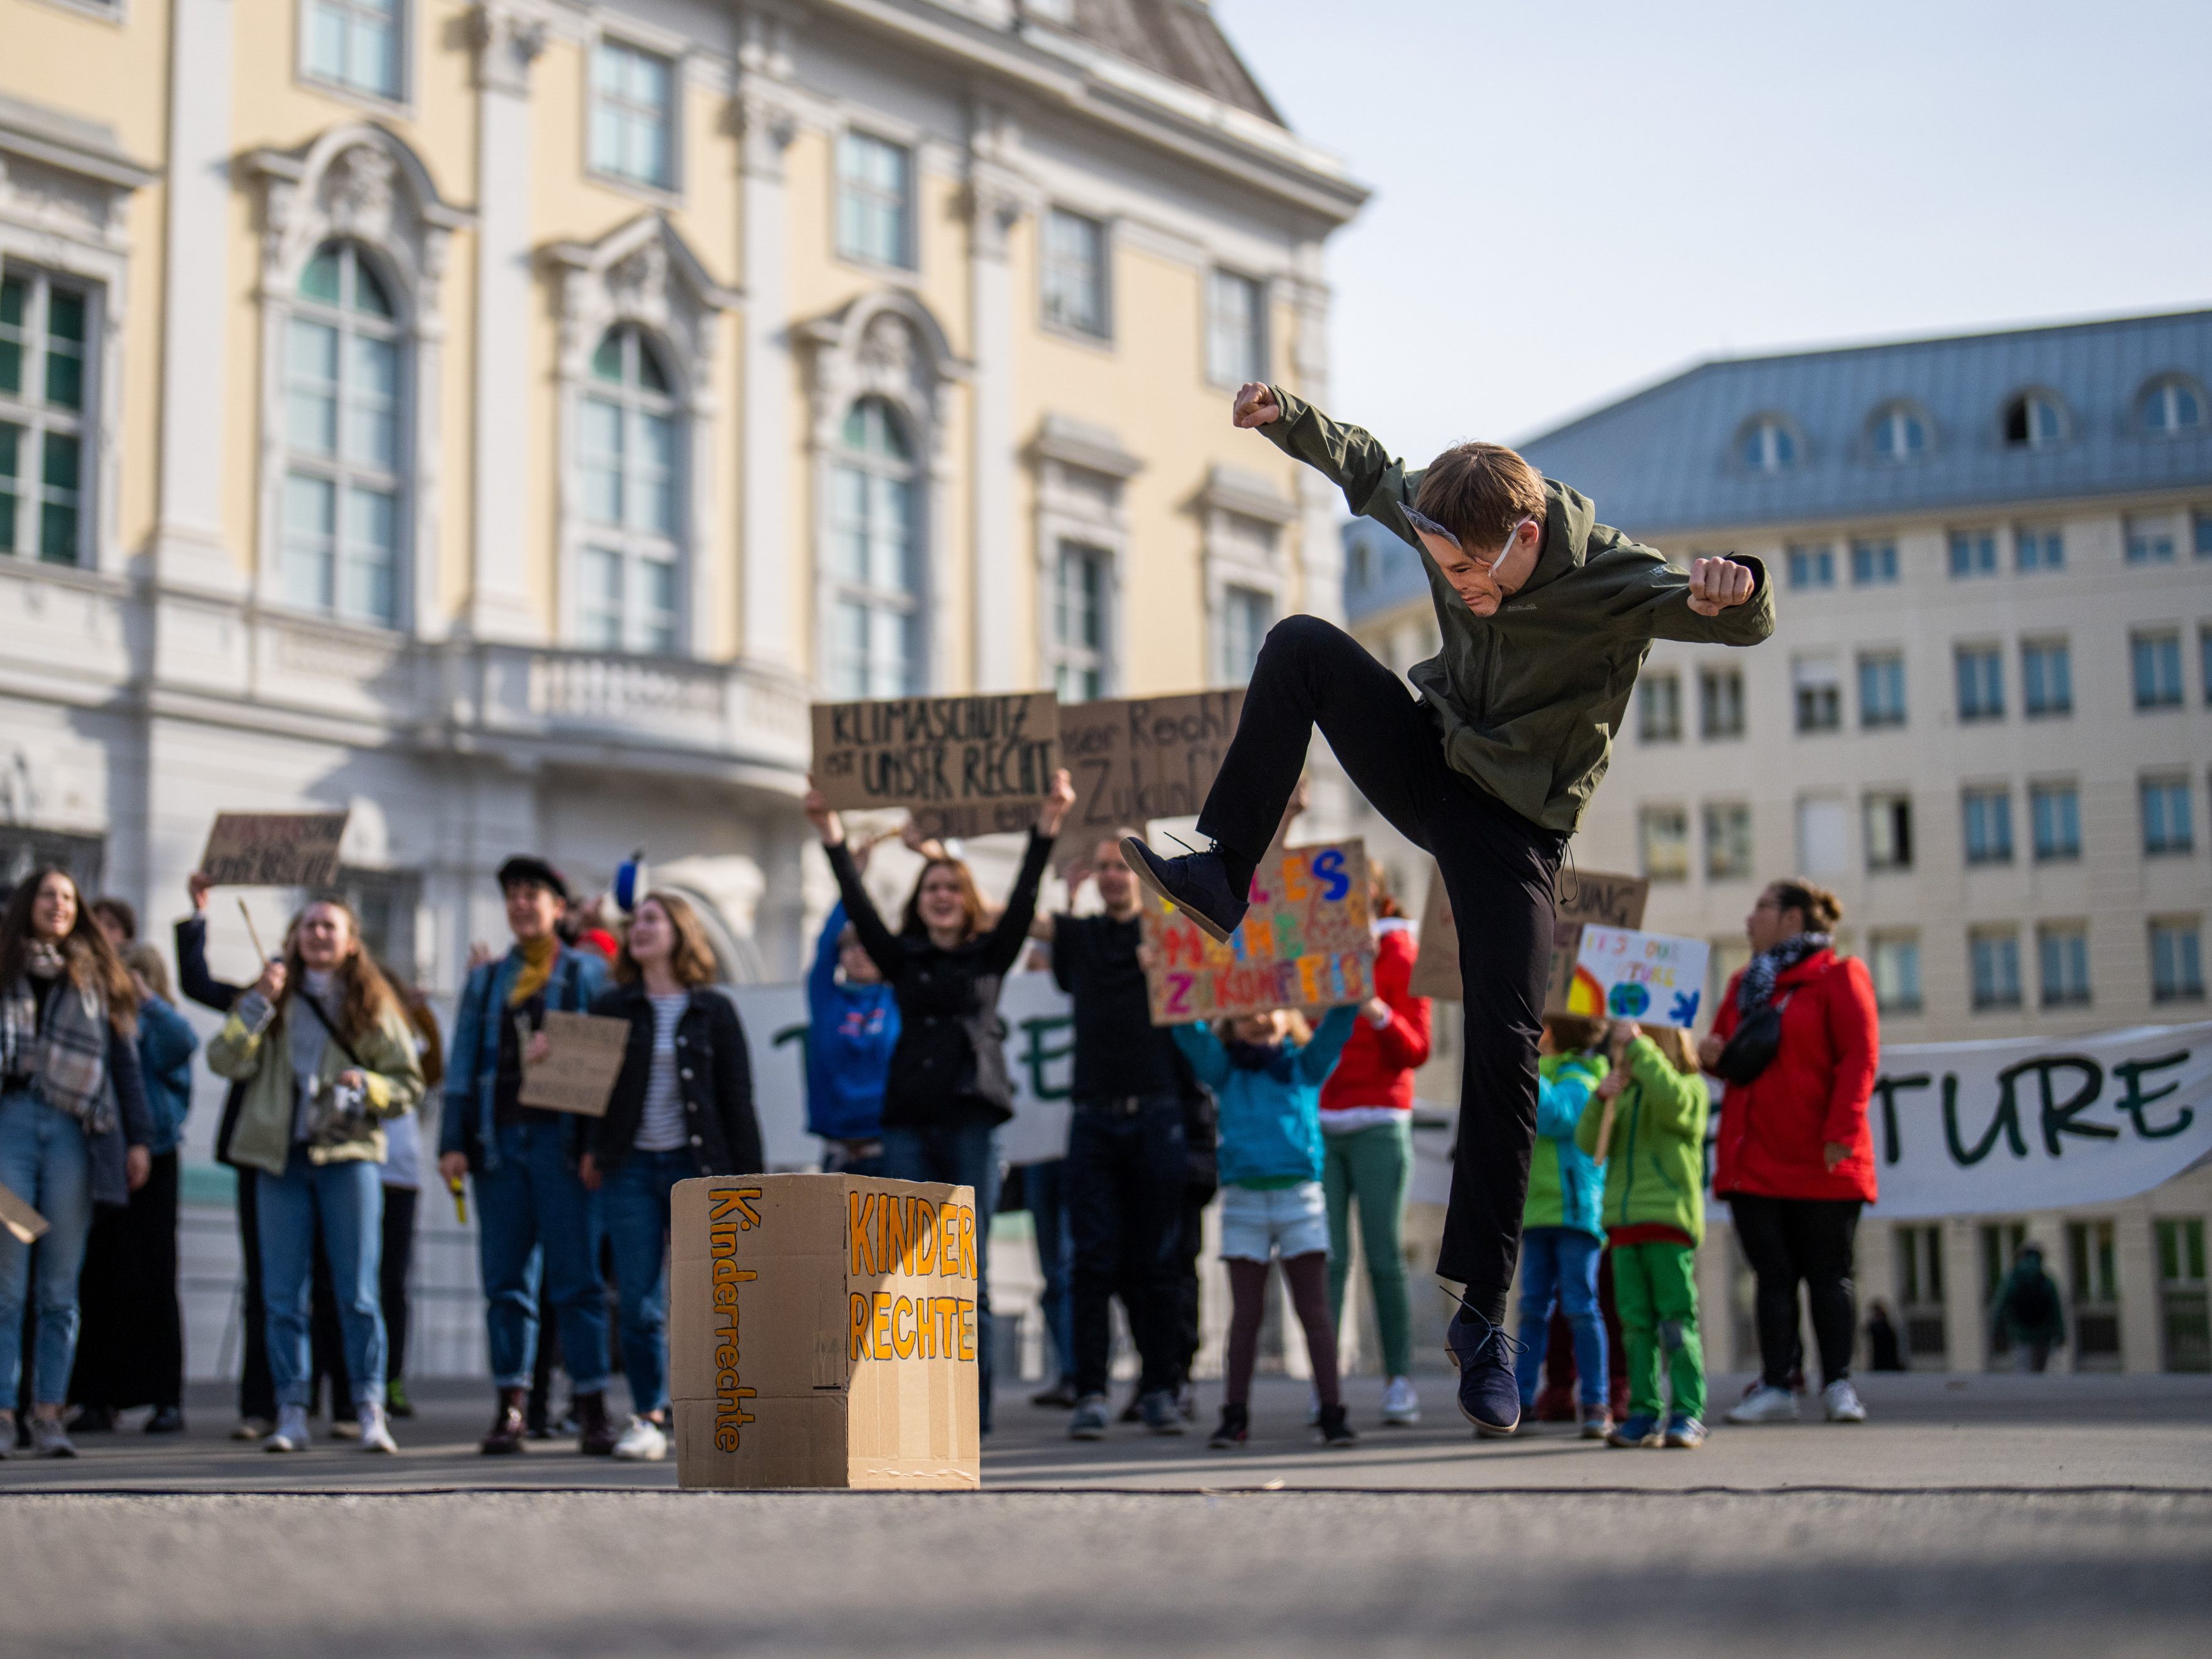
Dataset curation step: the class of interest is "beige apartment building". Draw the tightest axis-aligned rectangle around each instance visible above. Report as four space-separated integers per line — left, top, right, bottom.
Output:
1345 310 2212 1374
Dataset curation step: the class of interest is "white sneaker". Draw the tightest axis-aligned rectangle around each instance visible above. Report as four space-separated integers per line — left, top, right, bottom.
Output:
357 1401 398 1454
28 1415 77 1458
265 1404 311 1452
1724 1384 1799 1425
1822 1379 1868 1423
614 1415 668 1462
1380 1376 1421 1425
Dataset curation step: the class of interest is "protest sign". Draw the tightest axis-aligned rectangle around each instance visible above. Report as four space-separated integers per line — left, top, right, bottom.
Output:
1570 925 1711 1029
1141 840 1374 1024
1053 689 1245 871
670 1173 981 1489
0 1182 49 1246
1408 862 1648 1003
517 1011 630 1117
812 693 1059 840
198 812 351 889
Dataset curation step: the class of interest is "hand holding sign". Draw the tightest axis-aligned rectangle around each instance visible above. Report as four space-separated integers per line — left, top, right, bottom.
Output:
518 1011 631 1117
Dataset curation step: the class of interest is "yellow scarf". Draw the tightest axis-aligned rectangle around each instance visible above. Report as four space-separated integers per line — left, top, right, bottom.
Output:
508 934 558 1007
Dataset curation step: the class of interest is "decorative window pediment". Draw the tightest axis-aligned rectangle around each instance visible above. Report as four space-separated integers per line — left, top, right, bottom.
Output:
544 213 736 402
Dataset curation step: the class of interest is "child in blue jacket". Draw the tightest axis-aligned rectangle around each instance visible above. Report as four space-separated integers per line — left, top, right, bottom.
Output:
805 901 898 1174
1173 1003 1359 1450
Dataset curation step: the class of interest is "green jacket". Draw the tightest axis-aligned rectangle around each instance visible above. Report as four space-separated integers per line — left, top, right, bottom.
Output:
207 989 425 1178
1525 1052 1608 1238
1258 389 1776 832
1576 1036 1709 1244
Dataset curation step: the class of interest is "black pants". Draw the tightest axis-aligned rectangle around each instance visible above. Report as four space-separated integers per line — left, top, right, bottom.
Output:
70 1150 185 1411
234 1170 275 1422
380 1185 418 1383
1195 615 1566 1323
1730 1194 1861 1390
1066 1097 1187 1398
1172 1190 1207 1385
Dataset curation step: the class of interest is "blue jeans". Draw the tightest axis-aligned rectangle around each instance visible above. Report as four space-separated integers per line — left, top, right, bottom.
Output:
601 1148 691 1418
882 1121 1001 1431
257 1146 386 1408
1023 1158 1075 1384
474 1119 609 1393
0 1089 95 1406
1513 1226 1606 1410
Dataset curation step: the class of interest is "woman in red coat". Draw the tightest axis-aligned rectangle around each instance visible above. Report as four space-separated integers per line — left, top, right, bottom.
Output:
1699 878 1878 1427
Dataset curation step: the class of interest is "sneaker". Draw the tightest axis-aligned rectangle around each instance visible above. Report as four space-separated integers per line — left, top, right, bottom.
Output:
385 1379 415 1420
1664 1413 1708 1449
1119 837 1248 945
1030 1379 1077 1409
1579 1405 1614 1441
614 1416 669 1462
28 1415 77 1458
1822 1379 1868 1423
144 1405 185 1435
1208 1403 1249 1449
1444 1305 1523 1435
1606 1412 1664 1448
1138 1388 1187 1436
1724 1384 1799 1425
1316 1403 1358 1449
1068 1394 1110 1440
265 1405 311 1453
1380 1376 1421 1426
357 1401 398 1455
232 1417 273 1442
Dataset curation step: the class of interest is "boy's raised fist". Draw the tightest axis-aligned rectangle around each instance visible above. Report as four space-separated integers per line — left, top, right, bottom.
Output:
1686 556 1755 616
1232 382 1281 428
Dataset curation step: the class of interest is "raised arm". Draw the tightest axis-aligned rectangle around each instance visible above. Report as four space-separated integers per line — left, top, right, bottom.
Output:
1611 540 1774 648
173 910 246 1016
1170 1020 1232 1089
1297 1004 1362 1085
978 827 1058 977
1243 384 1420 545
824 841 901 981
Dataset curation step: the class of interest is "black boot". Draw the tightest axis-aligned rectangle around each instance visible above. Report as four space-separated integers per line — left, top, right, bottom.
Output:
479 1387 528 1455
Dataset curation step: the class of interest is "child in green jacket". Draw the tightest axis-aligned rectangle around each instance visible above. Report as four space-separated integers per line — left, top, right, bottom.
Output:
1579 1020 1710 1449
1505 1016 1610 1437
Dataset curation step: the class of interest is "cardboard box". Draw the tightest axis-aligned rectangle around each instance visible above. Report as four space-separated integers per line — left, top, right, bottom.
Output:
670 1173 981 1491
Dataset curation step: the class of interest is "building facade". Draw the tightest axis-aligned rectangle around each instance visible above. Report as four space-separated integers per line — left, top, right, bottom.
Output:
1345 310 2212 1375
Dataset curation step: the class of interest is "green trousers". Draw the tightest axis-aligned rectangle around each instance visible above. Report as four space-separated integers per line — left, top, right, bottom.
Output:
1321 1118 1414 1379
1611 1238 1705 1422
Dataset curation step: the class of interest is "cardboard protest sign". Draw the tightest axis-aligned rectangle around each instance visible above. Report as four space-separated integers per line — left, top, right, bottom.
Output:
812 693 1059 840
670 1173 981 1490
0 1182 49 1246
198 812 351 889
516 1011 630 1118
1053 689 1245 871
1142 840 1374 1024
1408 862 1648 1004
1569 925 1710 1029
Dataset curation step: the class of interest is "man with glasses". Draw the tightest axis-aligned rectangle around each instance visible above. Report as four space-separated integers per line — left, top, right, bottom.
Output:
1122 381 1769 1439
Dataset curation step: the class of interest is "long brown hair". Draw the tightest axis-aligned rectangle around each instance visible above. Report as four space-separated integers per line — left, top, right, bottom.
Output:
613 891 719 987
0 866 138 1031
900 857 987 942
281 897 397 1045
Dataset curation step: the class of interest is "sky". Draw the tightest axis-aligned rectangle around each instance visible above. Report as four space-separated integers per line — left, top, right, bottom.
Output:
1211 0 2212 463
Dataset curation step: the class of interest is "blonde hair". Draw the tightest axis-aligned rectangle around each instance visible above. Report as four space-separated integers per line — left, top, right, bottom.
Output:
1645 1025 1699 1074
123 943 172 1003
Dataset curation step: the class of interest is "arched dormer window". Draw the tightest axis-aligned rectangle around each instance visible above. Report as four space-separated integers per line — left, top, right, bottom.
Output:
2139 374 2206 438
577 324 682 654
1737 414 1799 475
828 396 921 697
2003 389 2066 449
1867 400 1931 464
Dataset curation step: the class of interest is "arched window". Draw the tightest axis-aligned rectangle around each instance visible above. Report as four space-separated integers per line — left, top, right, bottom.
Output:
1738 415 1797 474
2140 374 2206 438
829 397 921 697
578 324 682 654
1868 401 1929 463
2003 390 2065 449
283 241 403 625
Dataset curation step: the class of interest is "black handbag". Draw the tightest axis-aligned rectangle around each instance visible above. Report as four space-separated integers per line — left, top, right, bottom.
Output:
1712 993 1791 1086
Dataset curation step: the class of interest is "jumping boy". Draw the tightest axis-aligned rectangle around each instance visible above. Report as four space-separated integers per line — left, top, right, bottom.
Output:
1122 381 1772 1435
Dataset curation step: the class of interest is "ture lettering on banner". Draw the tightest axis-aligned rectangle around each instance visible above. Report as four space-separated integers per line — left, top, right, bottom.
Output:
198 812 352 889
1052 689 1245 871
1142 839 1374 1023
811 692 1059 840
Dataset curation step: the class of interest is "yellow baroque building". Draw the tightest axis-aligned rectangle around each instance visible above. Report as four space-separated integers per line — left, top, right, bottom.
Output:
0 0 1366 991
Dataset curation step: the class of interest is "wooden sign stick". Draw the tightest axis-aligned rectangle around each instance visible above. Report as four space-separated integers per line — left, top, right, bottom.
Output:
237 900 271 964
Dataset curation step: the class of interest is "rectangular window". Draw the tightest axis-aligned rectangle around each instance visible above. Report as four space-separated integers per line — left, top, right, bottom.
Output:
589 40 673 190
2014 524 2064 571
2155 1219 2209 1373
2132 630 2184 709
1703 802 1752 881
1699 666 1744 739
2037 924 2091 1008
2150 919 2204 1003
837 130 913 269
1795 795 1848 876
1970 929 2023 1011
1793 656 1840 733
1849 538 1897 585
0 268 91 565
1785 543 1834 589
1639 806 1690 883
1869 934 1922 1014
2141 775 2194 855
1858 652 1906 728
2196 510 2212 558
1638 672 1682 742
305 0 401 102
1864 791 1913 871
1221 584 1270 683
1206 269 1266 387
1948 528 1998 577
1052 540 1109 703
1962 786 2013 865
1954 644 2003 721
1041 209 1109 339
2125 512 2178 563
2068 1219 2122 1370
1895 1222 1947 1366
2030 782 2082 862
2021 639 2073 717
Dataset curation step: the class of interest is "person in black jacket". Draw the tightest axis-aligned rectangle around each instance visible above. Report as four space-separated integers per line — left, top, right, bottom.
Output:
580 890 763 1461
804 768 1075 1433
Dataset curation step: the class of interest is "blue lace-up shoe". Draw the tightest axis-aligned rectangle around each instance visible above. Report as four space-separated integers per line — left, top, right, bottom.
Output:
1120 837 1248 945
1444 1306 1522 1435
1606 1412 1664 1448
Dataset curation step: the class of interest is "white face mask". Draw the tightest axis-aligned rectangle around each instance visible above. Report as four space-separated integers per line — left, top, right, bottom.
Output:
1485 517 1534 579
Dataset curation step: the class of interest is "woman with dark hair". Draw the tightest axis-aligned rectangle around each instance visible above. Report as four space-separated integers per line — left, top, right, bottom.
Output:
1701 877 1878 1427
802 769 1076 1433
207 897 425 1454
580 889 763 1462
0 867 152 1457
